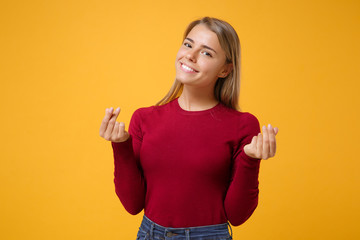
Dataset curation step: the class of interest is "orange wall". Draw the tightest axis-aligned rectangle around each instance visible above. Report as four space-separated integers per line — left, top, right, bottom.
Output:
1 0 359 239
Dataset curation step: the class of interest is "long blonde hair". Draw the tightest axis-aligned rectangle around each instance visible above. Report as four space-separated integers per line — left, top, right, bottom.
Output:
156 16 241 110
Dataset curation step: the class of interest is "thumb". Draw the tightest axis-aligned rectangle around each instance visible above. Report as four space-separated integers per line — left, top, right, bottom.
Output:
244 135 257 154
118 122 130 141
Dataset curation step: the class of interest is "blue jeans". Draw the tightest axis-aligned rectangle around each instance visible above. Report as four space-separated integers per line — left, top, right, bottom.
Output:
136 214 233 240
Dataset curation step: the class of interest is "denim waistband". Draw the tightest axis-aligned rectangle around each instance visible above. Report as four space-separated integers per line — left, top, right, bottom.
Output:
138 214 233 240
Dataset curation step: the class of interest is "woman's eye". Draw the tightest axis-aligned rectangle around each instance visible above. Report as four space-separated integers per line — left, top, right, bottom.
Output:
184 42 191 48
202 51 212 57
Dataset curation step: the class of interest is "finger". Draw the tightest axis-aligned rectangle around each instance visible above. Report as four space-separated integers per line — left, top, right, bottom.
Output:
262 125 270 159
99 108 114 137
268 124 276 157
112 121 120 141
118 122 125 139
274 127 279 135
104 107 121 140
256 133 263 159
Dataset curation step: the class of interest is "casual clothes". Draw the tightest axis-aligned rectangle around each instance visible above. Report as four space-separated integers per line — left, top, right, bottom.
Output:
136 214 232 240
112 97 261 228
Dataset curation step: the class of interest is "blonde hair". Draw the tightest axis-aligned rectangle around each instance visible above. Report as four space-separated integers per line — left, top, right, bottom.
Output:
156 16 241 110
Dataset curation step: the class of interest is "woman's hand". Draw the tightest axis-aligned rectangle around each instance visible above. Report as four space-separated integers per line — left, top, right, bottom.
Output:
243 124 279 160
99 107 130 142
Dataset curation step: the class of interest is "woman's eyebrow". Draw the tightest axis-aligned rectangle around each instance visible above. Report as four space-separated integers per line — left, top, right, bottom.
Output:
185 37 217 54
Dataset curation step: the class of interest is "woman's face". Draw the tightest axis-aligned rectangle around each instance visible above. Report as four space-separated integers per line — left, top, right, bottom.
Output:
175 24 232 89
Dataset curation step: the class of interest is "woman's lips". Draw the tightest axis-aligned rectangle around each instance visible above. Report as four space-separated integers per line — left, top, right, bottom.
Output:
180 63 198 73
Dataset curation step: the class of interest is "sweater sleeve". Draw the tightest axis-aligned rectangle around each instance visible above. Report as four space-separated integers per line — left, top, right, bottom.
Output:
111 109 146 215
224 113 262 226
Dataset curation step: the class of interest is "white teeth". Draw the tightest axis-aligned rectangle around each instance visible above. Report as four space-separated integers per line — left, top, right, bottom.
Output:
181 64 195 72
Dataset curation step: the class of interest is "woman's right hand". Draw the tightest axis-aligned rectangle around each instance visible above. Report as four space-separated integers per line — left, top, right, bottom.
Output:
99 107 130 142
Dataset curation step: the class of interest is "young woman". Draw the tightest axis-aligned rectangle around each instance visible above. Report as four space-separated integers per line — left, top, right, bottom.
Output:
100 17 278 240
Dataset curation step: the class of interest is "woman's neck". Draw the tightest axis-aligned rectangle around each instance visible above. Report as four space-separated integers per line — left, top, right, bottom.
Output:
178 85 218 111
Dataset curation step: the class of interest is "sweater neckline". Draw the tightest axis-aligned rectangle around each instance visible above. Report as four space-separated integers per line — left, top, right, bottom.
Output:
172 97 223 115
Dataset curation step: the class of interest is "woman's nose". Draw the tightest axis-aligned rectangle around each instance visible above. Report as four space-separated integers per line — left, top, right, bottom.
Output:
185 49 197 62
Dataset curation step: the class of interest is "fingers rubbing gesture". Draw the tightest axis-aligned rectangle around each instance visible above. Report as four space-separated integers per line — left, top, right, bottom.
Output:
99 107 130 142
243 124 278 160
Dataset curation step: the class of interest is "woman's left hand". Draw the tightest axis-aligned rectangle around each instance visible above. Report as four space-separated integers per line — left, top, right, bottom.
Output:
243 124 279 160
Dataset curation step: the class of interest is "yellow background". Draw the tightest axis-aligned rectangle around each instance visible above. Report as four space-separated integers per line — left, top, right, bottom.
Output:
1 0 359 239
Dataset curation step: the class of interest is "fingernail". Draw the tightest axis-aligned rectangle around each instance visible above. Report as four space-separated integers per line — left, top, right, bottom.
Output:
262 125 266 130
268 124 272 129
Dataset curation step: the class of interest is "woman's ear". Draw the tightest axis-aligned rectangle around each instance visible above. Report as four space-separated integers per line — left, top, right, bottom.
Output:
218 63 233 78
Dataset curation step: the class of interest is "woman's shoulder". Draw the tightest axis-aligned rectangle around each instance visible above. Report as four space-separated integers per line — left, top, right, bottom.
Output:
132 99 174 119
219 106 260 139
220 104 259 124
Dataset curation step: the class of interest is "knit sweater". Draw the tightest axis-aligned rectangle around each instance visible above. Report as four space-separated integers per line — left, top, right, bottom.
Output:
111 97 261 227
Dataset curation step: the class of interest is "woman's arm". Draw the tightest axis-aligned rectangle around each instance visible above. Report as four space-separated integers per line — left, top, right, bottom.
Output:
224 113 262 226
100 107 146 215
224 114 279 226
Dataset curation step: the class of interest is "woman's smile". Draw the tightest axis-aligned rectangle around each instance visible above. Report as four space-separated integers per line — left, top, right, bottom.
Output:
180 62 198 73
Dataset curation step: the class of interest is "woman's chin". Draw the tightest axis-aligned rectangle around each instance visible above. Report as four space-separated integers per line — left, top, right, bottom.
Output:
176 78 194 86
175 73 197 84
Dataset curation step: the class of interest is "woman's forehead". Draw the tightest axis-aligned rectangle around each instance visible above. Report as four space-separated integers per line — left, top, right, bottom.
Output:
186 24 221 49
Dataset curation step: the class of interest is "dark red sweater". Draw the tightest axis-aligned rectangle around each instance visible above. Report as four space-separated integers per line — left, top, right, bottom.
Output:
111 98 261 227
